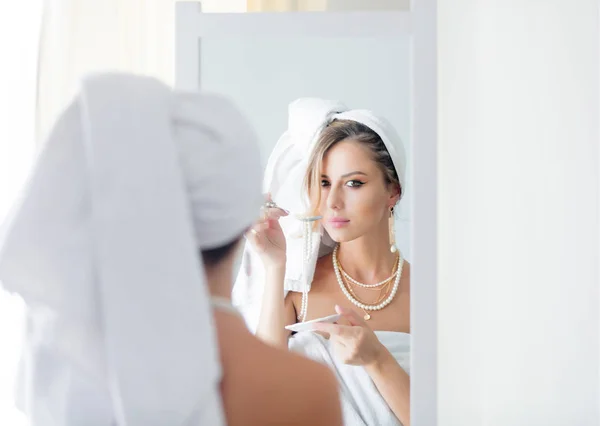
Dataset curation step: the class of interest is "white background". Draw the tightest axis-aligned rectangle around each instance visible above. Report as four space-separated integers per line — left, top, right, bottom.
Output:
0 2 42 425
438 0 599 425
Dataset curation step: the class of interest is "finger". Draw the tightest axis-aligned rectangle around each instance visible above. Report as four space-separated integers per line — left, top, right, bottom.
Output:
312 322 352 338
262 193 289 215
245 223 268 247
261 207 288 222
267 218 283 231
252 222 269 233
265 207 289 219
335 304 366 327
313 330 330 339
245 228 261 247
329 333 348 348
311 322 338 334
334 316 352 327
313 329 347 347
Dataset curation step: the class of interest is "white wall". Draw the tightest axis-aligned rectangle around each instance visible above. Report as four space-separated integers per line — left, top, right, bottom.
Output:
199 36 412 258
438 1 599 425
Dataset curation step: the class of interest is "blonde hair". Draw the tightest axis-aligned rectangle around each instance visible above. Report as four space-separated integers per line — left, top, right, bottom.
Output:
304 119 401 216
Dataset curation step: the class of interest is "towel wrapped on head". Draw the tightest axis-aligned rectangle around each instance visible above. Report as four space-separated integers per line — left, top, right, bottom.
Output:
0 73 263 425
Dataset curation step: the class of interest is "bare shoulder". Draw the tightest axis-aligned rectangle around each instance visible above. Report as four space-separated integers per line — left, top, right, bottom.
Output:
259 343 342 425
312 252 334 284
401 259 411 292
221 329 342 426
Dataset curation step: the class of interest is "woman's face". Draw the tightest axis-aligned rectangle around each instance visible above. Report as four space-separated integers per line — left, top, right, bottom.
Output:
318 139 398 243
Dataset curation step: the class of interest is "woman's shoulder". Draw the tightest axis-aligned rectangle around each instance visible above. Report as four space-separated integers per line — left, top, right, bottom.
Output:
313 252 334 280
254 339 339 398
304 252 336 294
221 330 341 426
401 258 411 290
315 251 333 268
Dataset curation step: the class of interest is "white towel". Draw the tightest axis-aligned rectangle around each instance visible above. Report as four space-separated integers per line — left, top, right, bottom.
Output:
0 73 263 425
288 331 410 426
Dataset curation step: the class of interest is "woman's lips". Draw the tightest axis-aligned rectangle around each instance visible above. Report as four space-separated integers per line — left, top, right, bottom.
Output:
328 218 350 228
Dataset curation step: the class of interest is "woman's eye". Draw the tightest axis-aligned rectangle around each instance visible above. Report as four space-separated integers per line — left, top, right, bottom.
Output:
321 180 330 187
346 180 364 188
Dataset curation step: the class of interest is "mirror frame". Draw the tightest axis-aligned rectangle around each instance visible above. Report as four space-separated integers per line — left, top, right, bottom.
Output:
175 2 438 424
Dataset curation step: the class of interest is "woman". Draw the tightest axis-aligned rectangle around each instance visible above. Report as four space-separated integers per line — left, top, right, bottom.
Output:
0 75 342 426
241 98 410 425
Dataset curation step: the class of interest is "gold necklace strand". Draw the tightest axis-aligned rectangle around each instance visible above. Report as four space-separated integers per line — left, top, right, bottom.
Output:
336 254 399 315
332 245 403 321
336 258 397 300
338 254 399 288
342 275 389 321
346 274 393 307
339 260 396 305
345 277 394 321
343 273 393 306
339 258 399 292
341 265 396 290
352 280 392 306
348 279 392 321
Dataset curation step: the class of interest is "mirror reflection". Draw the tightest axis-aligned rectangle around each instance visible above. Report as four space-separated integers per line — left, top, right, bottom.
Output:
202 36 412 424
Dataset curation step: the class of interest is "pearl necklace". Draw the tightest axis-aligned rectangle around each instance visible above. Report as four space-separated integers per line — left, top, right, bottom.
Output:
298 220 312 322
333 245 402 318
340 255 398 288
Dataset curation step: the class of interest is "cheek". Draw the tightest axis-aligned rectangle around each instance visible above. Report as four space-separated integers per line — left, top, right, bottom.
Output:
318 186 388 220
347 188 385 218
317 188 328 211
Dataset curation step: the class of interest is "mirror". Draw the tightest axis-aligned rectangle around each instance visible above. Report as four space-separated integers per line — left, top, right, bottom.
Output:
201 33 412 426
175 4 438 425
200 36 412 259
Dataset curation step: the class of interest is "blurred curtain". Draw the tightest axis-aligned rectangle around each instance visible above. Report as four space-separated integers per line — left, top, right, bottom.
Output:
36 0 179 144
0 1 43 425
247 0 408 12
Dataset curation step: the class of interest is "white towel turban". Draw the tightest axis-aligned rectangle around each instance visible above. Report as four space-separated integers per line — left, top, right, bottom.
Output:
0 73 263 425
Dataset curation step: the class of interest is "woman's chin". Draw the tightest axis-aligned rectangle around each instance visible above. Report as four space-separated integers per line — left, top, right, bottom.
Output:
324 227 355 243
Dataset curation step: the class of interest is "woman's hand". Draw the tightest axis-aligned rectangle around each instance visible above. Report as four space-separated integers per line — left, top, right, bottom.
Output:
316 307 410 426
312 305 388 367
246 193 289 269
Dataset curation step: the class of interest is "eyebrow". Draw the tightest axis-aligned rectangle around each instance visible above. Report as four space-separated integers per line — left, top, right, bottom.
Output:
321 171 368 179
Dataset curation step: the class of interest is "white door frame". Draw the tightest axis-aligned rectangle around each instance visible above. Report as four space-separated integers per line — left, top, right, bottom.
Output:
175 2 438 424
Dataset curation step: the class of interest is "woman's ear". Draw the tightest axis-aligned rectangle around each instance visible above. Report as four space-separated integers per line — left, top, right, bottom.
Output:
388 183 401 207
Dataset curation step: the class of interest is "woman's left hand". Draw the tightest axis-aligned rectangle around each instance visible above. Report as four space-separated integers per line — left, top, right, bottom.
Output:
312 305 388 367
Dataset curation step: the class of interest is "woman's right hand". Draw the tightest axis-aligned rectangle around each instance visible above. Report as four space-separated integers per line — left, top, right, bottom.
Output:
246 194 288 269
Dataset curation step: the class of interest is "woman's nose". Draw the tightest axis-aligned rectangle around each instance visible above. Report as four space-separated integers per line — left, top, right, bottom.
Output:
326 186 343 210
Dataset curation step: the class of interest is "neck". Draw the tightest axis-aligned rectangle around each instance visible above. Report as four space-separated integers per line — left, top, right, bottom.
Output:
205 263 234 301
205 263 247 326
336 221 397 283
